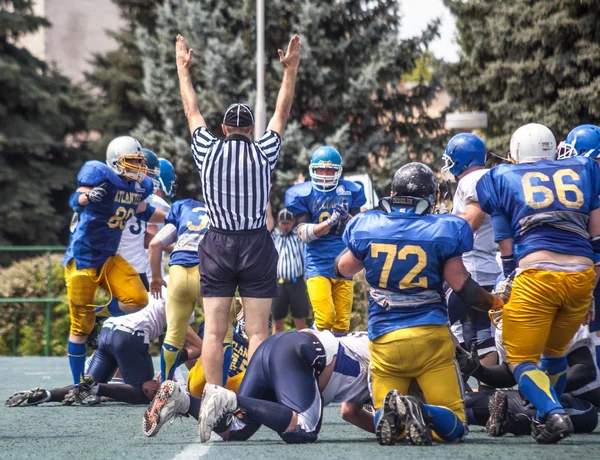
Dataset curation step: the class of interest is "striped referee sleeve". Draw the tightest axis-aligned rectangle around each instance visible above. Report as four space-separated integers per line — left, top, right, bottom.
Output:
191 127 218 171
257 130 282 172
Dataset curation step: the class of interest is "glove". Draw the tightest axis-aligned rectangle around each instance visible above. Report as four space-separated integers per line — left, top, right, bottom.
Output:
454 344 481 376
86 184 108 203
493 276 513 303
327 199 349 226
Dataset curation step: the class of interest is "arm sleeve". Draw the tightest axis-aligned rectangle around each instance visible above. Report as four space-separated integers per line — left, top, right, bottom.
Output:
587 158 600 210
447 220 474 259
565 345 598 393
471 362 517 388
191 127 218 173
463 175 480 204
77 162 107 187
491 214 513 242
475 170 501 216
257 130 282 172
165 203 180 227
285 187 310 217
343 217 365 260
155 223 178 247
352 185 367 209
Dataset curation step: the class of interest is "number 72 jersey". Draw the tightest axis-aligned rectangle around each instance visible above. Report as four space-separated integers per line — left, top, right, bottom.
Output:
476 156 600 263
343 211 474 340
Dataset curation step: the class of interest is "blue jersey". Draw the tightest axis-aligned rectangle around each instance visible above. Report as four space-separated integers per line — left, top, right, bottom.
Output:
63 161 153 269
166 199 209 267
476 157 600 263
285 180 367 278
343 211 473 340
198 321 248 378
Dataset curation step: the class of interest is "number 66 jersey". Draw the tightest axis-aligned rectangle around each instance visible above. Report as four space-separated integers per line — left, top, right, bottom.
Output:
343 211 473 340
63 160 153 269
476 156 600 264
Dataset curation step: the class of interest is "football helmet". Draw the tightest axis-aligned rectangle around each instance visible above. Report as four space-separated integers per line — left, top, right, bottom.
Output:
106 136 147 181
381 162 439 215
142 149 161 189
441 133 487 181
557 124 600 160
509 123 556 164
309 146 343 192
158 158 178 199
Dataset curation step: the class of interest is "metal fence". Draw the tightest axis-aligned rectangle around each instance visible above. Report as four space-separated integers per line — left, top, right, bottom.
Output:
0 246 66 356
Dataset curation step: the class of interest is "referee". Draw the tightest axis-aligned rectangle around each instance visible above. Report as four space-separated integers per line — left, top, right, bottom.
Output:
175 34 301 387
271 209 310 333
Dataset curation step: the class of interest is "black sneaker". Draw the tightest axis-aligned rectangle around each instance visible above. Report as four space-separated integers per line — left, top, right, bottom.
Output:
486 391 509 436
5 388 50 407
62 375 101 406
531 412 573 444
397 395 433 446
375 390 401 446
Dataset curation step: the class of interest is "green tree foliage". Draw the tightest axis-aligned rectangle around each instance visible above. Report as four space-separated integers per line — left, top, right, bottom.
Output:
0 0 91 248
444 0 600 152
132 0 444 206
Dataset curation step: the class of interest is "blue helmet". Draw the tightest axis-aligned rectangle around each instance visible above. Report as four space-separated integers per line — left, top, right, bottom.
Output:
309 146 343 192
158 158 178 199
142 149 161 189
557 124 600 159
441 133 487 181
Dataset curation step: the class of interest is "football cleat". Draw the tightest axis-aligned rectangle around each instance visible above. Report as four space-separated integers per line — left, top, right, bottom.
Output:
375 390 401 446
198 384 238 442
5 388 50 407
531 412 574 444
143 380 190 437
62 375 101 406
486 391 509 437
396 395 433 446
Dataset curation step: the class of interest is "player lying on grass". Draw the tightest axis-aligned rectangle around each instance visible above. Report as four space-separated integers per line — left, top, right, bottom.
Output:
143 329 375 443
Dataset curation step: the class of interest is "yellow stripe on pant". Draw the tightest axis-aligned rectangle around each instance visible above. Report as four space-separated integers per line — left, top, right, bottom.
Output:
369 324 466 440
306 276 354 333
64 255 148 336
503 266 595 364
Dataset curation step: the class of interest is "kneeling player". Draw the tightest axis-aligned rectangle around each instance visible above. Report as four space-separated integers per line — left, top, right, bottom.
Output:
336 163 503 446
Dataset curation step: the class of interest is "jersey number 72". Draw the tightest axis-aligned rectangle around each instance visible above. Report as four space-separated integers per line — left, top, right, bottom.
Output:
370 243 428 290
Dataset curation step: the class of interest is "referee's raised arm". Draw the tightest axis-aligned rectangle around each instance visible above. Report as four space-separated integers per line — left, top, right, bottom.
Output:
175 35 206 136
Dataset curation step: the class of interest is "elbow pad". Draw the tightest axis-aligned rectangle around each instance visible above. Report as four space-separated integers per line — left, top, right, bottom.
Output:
456 275 499 312
137 204 157 222
299 224 318 243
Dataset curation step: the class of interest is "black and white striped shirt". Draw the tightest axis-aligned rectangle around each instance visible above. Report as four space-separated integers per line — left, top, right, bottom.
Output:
272 228 305 280
191 127 281 231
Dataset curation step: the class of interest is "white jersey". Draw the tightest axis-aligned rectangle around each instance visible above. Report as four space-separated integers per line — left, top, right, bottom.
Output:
452 169 500 286
117 194 170 275
308 330 371 405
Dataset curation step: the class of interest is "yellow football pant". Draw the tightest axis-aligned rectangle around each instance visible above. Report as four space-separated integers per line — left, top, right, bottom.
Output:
188 363 244 398
64 255 148 336
306 276 353 333
164 265 201 350
370 324 466 440
503 267 595 364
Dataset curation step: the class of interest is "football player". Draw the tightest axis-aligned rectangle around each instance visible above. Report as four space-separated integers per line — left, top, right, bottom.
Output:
142 329 374 443
63 136 165 402
285 146 366 333
335 163 503 446
442 133 501 367
476 123 600 443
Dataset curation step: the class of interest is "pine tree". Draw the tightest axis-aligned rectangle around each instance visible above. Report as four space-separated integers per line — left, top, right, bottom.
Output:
444 0 600 153
132 0 444 206
0 0 90 247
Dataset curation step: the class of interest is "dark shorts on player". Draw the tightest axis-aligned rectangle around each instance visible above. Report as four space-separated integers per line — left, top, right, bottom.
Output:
272 277 311 320
87 324 154 388
198 227 278 298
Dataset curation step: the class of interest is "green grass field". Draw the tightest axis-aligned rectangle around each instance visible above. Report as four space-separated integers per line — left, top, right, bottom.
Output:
1 357 600 459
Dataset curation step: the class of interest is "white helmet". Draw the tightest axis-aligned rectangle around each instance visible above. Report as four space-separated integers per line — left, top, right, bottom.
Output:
509 123 556 164
106 136 147 181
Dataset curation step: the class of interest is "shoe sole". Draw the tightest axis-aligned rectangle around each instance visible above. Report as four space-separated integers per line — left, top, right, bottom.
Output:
198 385 236 443
486 391 508 437
143 381 176 437
397 397 432 446
376 391 400 446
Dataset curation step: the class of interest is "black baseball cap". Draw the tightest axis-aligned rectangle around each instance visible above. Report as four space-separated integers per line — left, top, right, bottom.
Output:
277 209 294 223
223 103 255 127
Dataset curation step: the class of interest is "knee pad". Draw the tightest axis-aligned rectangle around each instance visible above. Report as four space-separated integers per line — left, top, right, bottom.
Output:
278 425 318 444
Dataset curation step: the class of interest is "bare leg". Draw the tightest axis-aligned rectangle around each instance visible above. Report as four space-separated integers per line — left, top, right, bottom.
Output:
241 297 273 360
292 317 306 330
274 319 286 334
202 297 232 385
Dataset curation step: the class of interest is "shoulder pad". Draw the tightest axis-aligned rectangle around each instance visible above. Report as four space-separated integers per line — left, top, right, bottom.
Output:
77 161 115 186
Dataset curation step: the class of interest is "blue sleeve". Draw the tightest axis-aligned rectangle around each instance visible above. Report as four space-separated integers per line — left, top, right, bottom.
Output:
141 176 154 199
165 202 180 227
475 170 502 216
491 214 513 242
588 159 600 210
285 186 310 216
343 216 366 260
352 185 367 209
77 162 108 187
447 219 474 259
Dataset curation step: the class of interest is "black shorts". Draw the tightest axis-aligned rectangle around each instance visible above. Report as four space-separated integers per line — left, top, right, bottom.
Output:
272 277 311 320
198 226 279 298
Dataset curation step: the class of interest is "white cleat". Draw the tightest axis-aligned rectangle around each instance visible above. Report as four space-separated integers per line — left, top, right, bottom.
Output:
198 384 238 442
142 380 190 437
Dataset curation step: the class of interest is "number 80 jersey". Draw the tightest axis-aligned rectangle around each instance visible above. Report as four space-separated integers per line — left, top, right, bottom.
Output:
63 161 153 270
476 157 600 263
343 211 473 340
